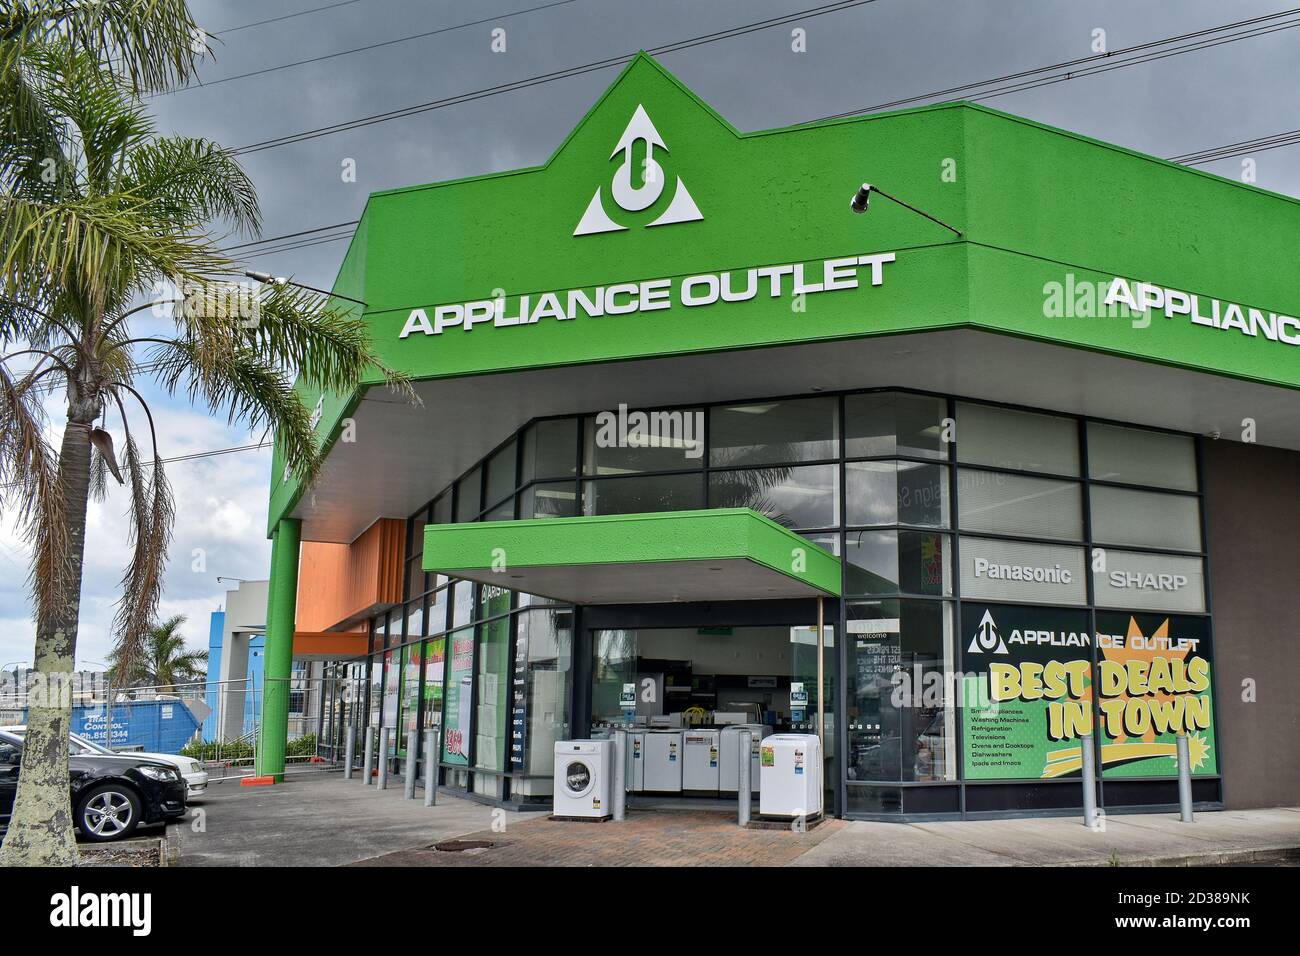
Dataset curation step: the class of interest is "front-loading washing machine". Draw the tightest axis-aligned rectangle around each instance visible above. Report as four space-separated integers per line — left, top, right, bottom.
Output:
552 739 613 819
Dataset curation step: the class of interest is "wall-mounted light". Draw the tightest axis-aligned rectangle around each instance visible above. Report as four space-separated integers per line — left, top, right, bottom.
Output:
849 182 963 237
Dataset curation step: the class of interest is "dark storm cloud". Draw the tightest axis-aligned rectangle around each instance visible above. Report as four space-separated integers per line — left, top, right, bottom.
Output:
159 0 1300 291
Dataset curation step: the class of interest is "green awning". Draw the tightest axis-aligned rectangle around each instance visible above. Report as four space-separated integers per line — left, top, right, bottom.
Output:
422 508 840 605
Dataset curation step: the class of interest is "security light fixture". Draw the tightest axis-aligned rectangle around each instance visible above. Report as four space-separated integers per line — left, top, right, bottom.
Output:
848 182 963 237
243 270 368 307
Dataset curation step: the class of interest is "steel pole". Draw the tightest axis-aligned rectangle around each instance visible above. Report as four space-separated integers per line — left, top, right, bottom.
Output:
343 721 355 780
361 726 375 785
404 729 418 799
1080 731 1097 829
612 730 627 821
738 729 753 827
816 598 825 752
1177 733 1194 822
424 729 439 807
377 727 390 790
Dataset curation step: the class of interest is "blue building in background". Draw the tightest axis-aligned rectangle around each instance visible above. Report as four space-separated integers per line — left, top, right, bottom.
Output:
202 608 225 740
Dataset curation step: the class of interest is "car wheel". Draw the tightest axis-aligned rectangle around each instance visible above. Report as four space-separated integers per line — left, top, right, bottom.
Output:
77 784 142 841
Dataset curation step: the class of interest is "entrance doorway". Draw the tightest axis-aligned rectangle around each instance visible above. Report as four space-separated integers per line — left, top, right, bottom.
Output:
586 613 835 813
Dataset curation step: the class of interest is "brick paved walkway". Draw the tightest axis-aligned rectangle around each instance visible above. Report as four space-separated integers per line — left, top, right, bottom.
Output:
350 809 843 867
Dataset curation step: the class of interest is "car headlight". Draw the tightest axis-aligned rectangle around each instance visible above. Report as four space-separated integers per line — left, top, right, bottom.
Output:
190 760 203 774
138 765 178 781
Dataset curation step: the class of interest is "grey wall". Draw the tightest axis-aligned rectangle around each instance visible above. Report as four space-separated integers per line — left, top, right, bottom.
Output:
1203 439 1300 809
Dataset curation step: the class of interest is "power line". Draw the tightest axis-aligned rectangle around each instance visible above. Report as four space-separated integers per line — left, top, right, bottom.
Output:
229 0 884 155
1169 129 1300 166
814 6 1300 120
169 0 582 96
211 0 372 37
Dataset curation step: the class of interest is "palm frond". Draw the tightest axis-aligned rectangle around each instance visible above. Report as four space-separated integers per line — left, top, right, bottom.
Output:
0 356 69 625
1 0 207 93
125 136 260 237
107 422 172 672
149 335 324 484
0 190 232 313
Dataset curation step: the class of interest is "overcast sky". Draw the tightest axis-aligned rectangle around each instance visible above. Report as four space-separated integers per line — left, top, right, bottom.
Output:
2 0 1296 671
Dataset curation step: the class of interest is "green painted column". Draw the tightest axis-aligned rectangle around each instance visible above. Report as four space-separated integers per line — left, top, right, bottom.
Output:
255 517 301 781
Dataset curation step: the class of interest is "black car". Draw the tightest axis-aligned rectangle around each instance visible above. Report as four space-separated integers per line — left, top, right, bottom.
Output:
0 729 186 842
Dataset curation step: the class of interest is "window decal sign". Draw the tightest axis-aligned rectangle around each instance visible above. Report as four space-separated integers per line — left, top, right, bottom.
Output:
960 605 1216 780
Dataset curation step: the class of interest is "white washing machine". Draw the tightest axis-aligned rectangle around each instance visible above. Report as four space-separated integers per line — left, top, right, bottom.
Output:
719 724 772 794
682 729 721 793
642 729 683 793
759 734 822 818
552 739 613 819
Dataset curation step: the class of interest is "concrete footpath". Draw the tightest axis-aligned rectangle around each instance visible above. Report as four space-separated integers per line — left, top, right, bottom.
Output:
177 773 1300 867
794 806 1300 867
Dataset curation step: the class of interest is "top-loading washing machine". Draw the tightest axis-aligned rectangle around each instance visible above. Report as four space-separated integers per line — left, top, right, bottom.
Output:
682 729 721 793
642 729 683 793
719 724 772 794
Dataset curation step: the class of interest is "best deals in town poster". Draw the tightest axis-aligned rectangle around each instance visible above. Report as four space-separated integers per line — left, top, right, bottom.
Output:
960 604 1216 780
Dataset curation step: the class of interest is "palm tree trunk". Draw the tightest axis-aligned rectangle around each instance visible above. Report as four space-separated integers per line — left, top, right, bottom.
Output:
0 413 94 866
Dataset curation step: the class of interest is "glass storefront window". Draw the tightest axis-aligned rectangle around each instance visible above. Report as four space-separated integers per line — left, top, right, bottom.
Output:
422 637 445 734
455 466 482 521
583 407 704 475
845 530 952 597
845 392 948 460
427 585 449 635
521 481 579 518
397 642 421 760
709 464 839 529
709 397 838 467
846 600 955 783
474 594 511 774
482 499 514 521
1087 422 1197 491
485 439 517 509
452 580 474 628
957 402 1080 475
521 417 578 482
512 608 574 795
591 629 637 727
432 492 451 525
442 628 475 765
583 473 703 516
1090 485 1202 552
956 469 1083 541
845 461 949 527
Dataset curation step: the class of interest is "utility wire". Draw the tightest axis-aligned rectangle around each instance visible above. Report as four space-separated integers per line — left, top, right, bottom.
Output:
815 6 1300 119
212 0 373 37
168 0 582 95
228 0 884 155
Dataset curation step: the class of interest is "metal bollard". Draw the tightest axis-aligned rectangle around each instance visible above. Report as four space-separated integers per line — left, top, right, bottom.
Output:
343 722 355 780
424 729 439 807
1080 732 1097 829
612 730 627 821
404 730 418 799
1177 734 1194 822
361 726 375 786
377 727 390 790
737 730 752 827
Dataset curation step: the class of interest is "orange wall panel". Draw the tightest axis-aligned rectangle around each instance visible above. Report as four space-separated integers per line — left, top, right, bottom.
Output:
296 518 405 632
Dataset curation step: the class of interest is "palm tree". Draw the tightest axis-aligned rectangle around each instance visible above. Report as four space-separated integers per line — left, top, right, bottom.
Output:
107 614 207 692
0 41 408 865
